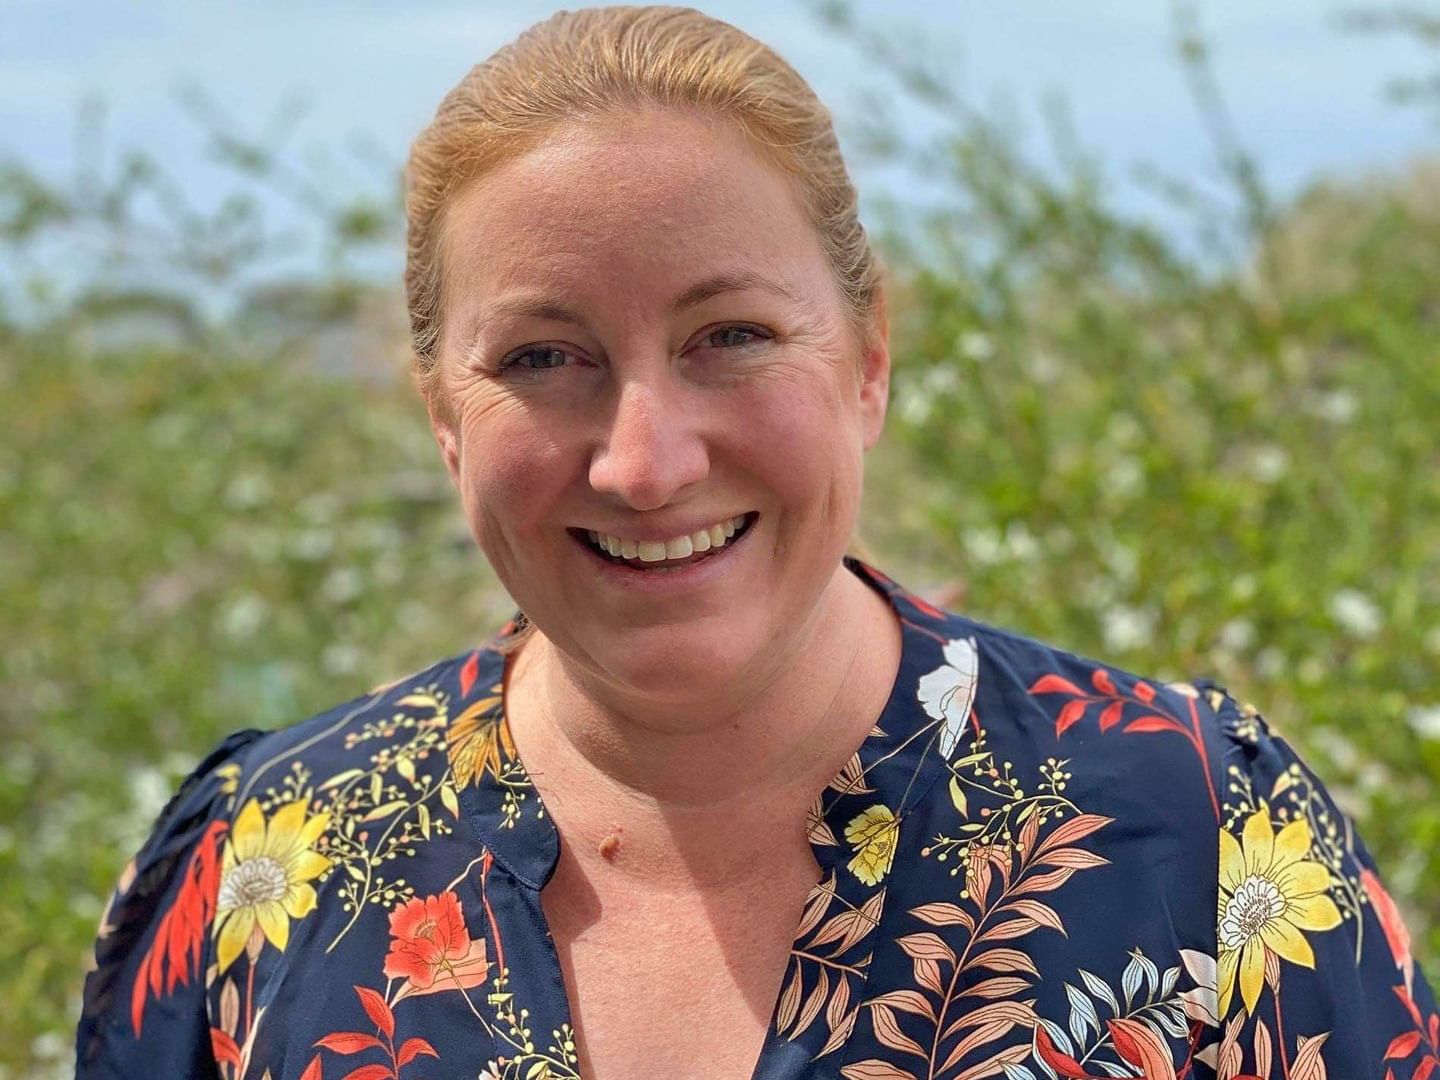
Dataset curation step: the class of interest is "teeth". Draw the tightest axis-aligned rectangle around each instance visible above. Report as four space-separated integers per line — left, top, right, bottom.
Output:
587 514 750 564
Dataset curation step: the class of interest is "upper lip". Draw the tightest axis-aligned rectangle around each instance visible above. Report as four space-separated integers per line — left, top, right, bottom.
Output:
572 512 754 543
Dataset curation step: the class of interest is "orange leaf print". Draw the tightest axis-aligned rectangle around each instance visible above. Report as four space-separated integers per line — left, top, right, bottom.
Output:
1108 1017 1177 1080
839 1060 918 1080
353 985 394 1041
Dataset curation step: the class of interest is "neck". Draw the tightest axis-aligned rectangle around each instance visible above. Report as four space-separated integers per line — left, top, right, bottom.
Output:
502 562 901 880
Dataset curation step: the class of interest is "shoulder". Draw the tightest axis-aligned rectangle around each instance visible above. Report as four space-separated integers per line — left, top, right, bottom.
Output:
77 646 495 1071
222 646 490 799
923 589 1233 750
887 574 1244 837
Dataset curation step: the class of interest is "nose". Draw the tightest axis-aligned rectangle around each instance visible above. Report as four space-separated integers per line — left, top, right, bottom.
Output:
588 379 710 511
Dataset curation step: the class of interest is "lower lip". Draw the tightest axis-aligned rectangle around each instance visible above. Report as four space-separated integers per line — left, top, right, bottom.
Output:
571 518 755 593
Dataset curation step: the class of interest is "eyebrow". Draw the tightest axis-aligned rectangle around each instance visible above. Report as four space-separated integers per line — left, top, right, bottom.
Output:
458 269 801 356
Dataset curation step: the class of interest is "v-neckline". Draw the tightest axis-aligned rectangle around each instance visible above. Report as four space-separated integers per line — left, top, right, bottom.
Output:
446 556 960 1079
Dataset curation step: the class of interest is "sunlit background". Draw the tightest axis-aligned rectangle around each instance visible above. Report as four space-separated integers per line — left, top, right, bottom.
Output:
2 2 1438 1075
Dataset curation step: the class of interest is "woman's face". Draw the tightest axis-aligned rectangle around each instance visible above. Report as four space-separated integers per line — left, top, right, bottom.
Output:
428 106 889 709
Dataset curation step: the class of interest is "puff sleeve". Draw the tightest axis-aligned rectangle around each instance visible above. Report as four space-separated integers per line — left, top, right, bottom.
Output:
1204 683 1438 1080
75 729 266 1079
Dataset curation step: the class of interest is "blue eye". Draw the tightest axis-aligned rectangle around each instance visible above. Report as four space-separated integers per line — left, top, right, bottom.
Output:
499 345 572 371
496 325 770 374
702 325 771 349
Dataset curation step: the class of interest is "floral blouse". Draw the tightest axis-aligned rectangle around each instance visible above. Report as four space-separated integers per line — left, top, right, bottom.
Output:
77 557 1437 1080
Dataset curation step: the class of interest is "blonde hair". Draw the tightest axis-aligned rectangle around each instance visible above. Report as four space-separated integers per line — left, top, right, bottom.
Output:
403 4 884 414
403 5 882 617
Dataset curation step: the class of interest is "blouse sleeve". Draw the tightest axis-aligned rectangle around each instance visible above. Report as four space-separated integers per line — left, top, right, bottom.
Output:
1206 684 1439 1080
75 729 266 1079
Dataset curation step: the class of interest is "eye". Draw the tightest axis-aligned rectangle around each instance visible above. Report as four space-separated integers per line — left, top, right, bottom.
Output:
698 324 772 350
498 344 575 372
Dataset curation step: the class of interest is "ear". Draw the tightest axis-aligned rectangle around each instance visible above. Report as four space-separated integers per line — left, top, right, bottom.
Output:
425 394 463 491
858 288 890 451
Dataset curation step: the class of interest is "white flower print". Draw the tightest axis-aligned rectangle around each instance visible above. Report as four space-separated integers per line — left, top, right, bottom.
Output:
917 636 979 758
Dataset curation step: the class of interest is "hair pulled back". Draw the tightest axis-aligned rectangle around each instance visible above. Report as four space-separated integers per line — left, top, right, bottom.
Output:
403 5 883 412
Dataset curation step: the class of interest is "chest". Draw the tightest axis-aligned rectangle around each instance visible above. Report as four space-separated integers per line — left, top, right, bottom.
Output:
540 855 823 1080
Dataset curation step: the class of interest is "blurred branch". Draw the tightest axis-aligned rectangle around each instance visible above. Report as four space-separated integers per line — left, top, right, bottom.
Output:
1169 0 1281 307
1338 4 1440 126
0 82 403 349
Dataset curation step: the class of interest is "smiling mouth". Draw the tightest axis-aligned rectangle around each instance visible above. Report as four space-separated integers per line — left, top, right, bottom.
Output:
569 512 758 570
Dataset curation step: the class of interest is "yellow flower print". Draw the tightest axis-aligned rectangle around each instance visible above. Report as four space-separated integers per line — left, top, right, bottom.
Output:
1217 805 1342 1015
448 692 511 788
214 797 331 972
845 804 899 886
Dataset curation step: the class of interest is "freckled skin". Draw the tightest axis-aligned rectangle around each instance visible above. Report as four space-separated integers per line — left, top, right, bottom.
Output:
425 104 890 725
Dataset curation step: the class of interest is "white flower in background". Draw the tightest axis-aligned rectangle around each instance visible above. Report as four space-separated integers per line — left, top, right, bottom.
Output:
1105 413 1143 448
223 471 272 509
965 527 1003 566
1102 604 1155 653
921 364 960 396
957 330 994 362
321 566 362 604
918 637 979 759
1102 544 1139 587
1311 388 1357 423
1003 523 1038 561
1229 574 1257 603
1407 705 1440 740
1105 456 1144 498
289 527 335 561
1218 618 1256 653
219 593 268 639
1330 588 1382 639
1250 445 1290 483
895 384 933 425
322 643 362 676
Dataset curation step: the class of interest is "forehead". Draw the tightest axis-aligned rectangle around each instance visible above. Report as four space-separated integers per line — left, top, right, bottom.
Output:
439 108 827 302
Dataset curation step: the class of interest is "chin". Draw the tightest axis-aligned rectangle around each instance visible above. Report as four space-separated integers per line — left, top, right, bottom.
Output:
580 615 778 714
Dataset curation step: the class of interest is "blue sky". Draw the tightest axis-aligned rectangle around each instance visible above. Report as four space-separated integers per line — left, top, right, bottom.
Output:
2 0 1436 290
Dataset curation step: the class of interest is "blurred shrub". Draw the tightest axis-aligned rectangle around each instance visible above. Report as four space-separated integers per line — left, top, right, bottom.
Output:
0 331 521 1071
0 5 1437 1075
841 0 1440 986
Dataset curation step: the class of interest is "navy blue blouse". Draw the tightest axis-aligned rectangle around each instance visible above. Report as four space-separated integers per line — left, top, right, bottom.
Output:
77 558 1438 1079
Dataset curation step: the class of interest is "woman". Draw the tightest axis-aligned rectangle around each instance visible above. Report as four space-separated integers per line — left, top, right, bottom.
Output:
77 7 1435 1080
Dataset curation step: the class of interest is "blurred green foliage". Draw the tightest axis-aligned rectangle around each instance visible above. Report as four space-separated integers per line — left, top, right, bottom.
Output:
0 5 1436 1076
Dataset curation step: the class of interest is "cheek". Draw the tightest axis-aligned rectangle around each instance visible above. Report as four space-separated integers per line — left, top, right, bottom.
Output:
455 402 575 537
726 371 863 503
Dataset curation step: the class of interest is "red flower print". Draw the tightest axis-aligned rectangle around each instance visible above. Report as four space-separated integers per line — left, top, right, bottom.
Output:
383 891 489 1003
